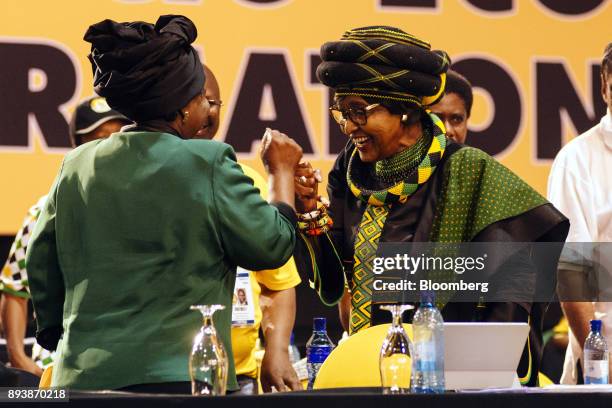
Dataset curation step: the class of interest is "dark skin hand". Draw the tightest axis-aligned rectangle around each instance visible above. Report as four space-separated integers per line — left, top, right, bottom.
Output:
294 162 321 213
258 129 303 391
259 285 302 392
201 65 302 392
261 129 303 210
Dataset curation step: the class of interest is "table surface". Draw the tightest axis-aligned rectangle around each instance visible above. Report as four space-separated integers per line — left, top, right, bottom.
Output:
46 386 611 408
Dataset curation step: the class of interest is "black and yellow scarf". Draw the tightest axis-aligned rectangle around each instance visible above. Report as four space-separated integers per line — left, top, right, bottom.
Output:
349 113 447 334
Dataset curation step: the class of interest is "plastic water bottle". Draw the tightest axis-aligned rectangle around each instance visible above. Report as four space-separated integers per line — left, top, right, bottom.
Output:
583 319 609 384
411 292 445 393
288 332 301 364
306 317 334 390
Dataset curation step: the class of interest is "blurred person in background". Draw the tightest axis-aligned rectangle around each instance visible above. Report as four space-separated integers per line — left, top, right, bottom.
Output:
198 65 302 393
1 96 130 377
430 70 473 145
548 42 612 384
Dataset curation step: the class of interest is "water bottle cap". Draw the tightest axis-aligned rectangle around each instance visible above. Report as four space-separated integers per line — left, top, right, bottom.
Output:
590 319 602 333
420 290 435 305
313 317 327 331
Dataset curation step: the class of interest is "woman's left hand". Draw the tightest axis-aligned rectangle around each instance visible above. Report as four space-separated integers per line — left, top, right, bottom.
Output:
260 348 302 392
295 162 321 213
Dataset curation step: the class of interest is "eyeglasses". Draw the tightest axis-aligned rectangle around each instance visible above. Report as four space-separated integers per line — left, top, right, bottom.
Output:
329 103 380 127
207 99 223 109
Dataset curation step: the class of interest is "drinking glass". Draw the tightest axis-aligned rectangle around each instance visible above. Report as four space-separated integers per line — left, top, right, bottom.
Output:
379 304 414 394
189 304 228 396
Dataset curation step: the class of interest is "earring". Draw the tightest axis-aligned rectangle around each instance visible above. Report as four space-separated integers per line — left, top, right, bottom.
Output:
401 114 408 122
182 111 190 123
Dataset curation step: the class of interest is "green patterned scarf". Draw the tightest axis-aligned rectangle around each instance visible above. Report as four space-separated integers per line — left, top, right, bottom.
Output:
430 147 548 242
349 113 447 334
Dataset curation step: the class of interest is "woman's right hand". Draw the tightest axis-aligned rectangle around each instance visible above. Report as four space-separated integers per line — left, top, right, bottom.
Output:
295 162 322 213
260 128 303 175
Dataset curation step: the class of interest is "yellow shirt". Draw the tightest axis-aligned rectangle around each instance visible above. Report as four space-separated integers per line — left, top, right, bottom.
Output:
231 164 301 378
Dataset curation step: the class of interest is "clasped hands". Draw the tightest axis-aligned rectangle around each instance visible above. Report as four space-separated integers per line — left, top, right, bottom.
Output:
259 128 323 213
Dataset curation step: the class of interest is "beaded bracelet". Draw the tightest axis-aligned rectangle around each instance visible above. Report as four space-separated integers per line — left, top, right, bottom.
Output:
302 217 333 236
298 208 321 221
297 202 333 236
298 214 330 230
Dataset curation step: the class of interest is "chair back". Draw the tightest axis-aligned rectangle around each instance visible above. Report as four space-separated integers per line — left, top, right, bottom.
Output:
39 365 53 388
313 324 412 389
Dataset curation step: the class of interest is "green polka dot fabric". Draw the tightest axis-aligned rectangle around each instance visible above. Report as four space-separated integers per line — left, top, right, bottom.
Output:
431 147 548 243
427 147 548 306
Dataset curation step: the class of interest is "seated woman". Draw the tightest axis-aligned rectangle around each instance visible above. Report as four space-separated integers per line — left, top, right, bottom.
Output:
294 26 569 386
26 15 302 392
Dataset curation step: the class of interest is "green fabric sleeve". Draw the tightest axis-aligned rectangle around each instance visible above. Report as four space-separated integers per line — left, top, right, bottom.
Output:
212 144 296 271
26 166 65 344
432 146 548 242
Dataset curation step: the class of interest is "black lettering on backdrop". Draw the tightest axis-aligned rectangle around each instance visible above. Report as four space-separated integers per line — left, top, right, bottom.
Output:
536 0 605 16
0 41 77 149
536 62 604 160
464 0 513 13
378 0 436 8
118 0 201 3
378 0 603 16
452 58 522 156
378 0 516 12
225 51 313 154
308 53 346 156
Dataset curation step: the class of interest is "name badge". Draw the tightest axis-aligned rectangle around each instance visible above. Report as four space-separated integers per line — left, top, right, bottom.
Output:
231 267 256 327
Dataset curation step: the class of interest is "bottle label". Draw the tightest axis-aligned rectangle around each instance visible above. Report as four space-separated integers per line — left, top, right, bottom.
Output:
307 346 332 364
414 342 436 369
584 360 609 384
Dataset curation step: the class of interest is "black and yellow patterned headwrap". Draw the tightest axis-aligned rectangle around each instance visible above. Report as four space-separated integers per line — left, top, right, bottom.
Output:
316 26 450 108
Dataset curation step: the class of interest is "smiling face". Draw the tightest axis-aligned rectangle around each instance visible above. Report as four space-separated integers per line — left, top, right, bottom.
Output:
430 92 468 144
335 95 416 163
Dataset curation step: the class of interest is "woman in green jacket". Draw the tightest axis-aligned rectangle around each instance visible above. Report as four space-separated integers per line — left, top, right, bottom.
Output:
26 15 302 392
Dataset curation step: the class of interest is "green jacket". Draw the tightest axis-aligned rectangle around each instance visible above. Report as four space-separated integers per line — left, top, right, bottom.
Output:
26 132 296 390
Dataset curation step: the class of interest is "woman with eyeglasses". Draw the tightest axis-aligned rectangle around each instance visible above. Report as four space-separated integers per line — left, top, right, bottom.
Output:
26 15 302 392
293 26 569 386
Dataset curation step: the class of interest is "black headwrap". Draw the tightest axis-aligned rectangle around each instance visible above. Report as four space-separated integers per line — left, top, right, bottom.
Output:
84 15 205 121
316 26 450 108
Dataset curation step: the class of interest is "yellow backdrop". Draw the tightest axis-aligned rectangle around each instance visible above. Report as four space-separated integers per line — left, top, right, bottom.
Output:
1 0 610 234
